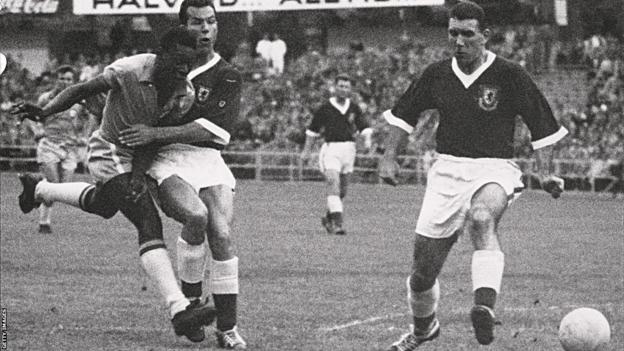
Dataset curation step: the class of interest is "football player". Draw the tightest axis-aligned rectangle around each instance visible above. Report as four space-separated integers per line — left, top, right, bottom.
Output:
379 2 567 349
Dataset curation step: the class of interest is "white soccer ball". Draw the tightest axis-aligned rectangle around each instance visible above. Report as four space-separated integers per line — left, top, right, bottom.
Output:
559 308 610 351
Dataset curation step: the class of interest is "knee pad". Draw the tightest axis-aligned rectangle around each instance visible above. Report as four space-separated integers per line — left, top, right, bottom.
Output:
209 257 239 294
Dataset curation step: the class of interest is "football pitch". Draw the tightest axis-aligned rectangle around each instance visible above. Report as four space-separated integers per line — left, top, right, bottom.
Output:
1 172 622 351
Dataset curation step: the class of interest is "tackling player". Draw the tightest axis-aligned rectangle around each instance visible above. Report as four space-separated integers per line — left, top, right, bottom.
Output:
379 2 567 350
12 26 217 342
118 0 246 348
25 65 92 234
301 74 372 235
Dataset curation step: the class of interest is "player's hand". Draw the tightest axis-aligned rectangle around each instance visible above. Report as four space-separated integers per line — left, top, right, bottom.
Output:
10 102 44 123
541 175 564 199
119 124 158 147
379 157 400 186
300 151 311 164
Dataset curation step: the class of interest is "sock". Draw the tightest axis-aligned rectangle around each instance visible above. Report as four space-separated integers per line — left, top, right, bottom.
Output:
407 276 440 331
177 238 207 300
140 248 189 318
210 257 239 331
36 181 92 208
38 203 52 225
327 195 343 225
471 250 505 309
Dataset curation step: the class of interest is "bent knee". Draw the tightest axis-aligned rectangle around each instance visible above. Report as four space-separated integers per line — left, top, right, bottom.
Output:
467 205 495 229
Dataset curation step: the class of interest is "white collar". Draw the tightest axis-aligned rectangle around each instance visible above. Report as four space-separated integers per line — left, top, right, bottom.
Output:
329 97 350 115
451 50 496 89
188 53 221 81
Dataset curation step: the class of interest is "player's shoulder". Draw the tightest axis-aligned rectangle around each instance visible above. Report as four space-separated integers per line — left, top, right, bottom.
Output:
215 59 242 83
491 55 530 77
106 53 155 76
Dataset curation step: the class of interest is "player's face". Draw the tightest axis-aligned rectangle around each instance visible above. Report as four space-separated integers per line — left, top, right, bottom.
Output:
448 18 488 65
184 6 218 55
157 44 196 82
335 79 352 99
56 72 75 90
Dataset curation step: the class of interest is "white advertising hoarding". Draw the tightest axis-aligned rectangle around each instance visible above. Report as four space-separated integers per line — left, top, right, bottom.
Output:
73 0 444 15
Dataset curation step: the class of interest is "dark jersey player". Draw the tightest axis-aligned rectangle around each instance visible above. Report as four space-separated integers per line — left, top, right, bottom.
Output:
118 0 246 348
301 74 372 235
379 2 567 350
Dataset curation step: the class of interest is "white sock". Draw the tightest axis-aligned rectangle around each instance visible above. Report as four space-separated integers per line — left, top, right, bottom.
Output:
407 276 440 317
36 180 92 208
140 248 189 318
176 238 207 284
471 250 505 293
38 203 52 225
327 195 343 213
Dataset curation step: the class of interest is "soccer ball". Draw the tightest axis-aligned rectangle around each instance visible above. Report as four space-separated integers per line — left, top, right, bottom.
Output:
558 308 610 351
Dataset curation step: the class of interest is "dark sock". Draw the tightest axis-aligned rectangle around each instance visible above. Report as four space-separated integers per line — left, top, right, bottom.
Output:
213 294 237 331
181 281 202 301
413 313 436 332
329 212 343 226
474 287 497 309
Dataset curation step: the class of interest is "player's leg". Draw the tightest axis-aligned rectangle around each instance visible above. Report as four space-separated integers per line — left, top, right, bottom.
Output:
466 182 508 345
158 175 209 303
105 173 216 342
388 233 457 351
199 185 246 349
37 161 60 233
323 169 345 234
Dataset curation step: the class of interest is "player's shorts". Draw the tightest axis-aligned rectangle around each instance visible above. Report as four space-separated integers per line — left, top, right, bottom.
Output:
319 141 356 174
36 138 79 171
415 153 525 239
147 143 236 193
86 130 134 183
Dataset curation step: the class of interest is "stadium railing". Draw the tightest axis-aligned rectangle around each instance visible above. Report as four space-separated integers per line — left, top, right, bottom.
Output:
0 146 618 193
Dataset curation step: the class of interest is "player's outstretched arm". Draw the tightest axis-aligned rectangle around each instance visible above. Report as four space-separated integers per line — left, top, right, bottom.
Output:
534 145 564 198
378 125 407 186
11 76 110 123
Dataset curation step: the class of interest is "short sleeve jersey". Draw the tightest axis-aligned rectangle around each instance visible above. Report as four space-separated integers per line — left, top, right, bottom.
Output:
308 98 368 142
37 91 86 145
159 54 242 150
386 52 567 158
99 54 194 144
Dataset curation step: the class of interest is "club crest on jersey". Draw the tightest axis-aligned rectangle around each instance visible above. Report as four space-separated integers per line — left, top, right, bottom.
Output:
197 86 210 103
478 85 499 111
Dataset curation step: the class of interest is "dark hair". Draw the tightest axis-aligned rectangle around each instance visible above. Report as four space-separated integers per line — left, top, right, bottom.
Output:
159 26 197 53
449 1 487 30
56 65 77 78
179 0 216 25
335 73 353 85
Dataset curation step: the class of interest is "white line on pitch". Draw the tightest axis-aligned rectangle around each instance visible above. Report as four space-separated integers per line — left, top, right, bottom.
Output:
319 303 619 332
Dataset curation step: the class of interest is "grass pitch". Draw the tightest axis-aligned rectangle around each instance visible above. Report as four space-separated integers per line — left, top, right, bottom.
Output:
1 173 622 350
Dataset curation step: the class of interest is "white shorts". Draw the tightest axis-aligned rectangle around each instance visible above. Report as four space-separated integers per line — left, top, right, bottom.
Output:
147 144 236 193
415 154 524 239
37 138 79 171
319 142 356 174
86 130 133 183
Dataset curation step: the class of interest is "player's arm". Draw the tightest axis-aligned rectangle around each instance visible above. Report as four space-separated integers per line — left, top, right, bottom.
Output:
355 106 373 151
119 69 242 147
301 109 323 161
512 65 568 198
379 125 408 186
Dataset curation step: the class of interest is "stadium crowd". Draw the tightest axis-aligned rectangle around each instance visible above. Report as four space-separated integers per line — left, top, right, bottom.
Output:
1 27 622 178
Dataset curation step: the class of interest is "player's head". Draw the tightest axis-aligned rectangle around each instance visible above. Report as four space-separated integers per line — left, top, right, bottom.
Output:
154 26 198 83
179 0 217 55
334 74 353 99
448 1 490 65
55 65 77 90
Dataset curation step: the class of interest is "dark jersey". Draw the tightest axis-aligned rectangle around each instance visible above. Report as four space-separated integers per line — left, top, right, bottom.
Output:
387 53 566 158
158 55 242 150
308 98 368 142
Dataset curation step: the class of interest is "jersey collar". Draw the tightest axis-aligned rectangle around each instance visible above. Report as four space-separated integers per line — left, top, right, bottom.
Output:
451 50 496 89
187 53 221 81
329 97 351 115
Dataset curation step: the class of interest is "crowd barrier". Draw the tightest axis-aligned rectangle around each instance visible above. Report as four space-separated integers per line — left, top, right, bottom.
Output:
0 145 620 193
